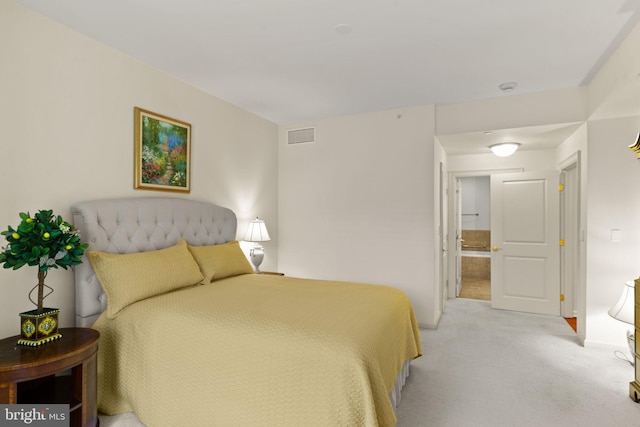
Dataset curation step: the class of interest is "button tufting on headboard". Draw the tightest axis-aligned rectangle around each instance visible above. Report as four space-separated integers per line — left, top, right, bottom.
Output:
71 197 237 327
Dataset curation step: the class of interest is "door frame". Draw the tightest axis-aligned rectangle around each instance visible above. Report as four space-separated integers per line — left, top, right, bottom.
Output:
447 168 523 299
559 151 582 320
439 162 449 313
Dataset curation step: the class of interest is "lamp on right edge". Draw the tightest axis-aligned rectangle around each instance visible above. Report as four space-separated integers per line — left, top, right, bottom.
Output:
608 280 635 366
243 217 271 273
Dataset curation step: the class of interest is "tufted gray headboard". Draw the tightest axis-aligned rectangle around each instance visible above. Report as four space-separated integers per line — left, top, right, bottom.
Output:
70 197 237 327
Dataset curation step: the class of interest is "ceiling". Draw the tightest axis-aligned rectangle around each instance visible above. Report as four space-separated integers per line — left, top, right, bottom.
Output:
14 0 640 153
437 122 585 156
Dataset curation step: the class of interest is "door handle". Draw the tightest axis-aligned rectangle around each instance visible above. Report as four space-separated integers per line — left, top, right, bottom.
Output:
493 246 501 251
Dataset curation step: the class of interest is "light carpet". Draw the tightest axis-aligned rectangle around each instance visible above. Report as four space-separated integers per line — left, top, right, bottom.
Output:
396 298 640 426
100 298 640 426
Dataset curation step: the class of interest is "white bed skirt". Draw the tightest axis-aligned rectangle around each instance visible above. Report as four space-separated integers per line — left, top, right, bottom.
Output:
390 359 411 409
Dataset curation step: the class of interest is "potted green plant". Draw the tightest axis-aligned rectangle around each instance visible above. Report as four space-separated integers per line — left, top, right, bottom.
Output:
0 210 88 346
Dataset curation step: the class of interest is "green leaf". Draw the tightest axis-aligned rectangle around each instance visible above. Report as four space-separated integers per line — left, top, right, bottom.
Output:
0 209 88 276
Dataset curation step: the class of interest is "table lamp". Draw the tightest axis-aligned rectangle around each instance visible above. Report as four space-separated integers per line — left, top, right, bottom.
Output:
608 280 635 366
244 217 271 273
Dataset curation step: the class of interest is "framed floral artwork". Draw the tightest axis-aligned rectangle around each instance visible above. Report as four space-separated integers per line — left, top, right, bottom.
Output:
134 107 191 193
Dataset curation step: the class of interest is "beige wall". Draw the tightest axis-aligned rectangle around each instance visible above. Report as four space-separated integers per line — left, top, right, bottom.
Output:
0 1 278 339
3 0 640 350
278 106 438 327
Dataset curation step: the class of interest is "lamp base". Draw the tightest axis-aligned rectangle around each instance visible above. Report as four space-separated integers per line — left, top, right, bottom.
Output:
630 380 640 402
249 245 265 273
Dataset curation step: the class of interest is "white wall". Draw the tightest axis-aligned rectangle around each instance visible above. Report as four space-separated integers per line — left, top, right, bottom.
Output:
460 177 490 230
555 124 588 343
0 1 278 339
434 137 448 323
587 20 640 120
582 18 640 348
437 87 587 135
447 149 557 173
556 125 587 163
585 116 640 347
278 105 439 327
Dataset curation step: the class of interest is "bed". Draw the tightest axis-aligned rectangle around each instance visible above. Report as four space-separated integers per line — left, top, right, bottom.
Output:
71 197 422 427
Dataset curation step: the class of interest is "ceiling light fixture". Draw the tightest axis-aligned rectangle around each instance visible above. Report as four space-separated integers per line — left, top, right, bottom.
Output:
489 142 520 157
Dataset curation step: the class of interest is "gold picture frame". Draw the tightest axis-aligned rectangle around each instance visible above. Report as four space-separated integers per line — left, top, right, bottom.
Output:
134 107 191 193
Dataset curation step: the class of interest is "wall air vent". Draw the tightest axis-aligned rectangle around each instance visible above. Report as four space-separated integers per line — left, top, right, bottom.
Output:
287 127 316 145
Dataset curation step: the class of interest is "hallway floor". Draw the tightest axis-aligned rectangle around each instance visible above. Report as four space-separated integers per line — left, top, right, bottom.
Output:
459 278 490 301
459 278 578 332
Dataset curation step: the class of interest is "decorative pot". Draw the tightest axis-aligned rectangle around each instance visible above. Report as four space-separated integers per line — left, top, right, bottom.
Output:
18 307 62 346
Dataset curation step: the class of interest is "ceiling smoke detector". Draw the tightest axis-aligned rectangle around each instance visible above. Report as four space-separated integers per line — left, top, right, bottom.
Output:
334 24 352 35
498 82 517 92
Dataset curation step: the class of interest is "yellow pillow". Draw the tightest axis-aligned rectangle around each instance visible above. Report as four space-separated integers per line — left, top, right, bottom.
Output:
86 239 204 318
188 240 254 283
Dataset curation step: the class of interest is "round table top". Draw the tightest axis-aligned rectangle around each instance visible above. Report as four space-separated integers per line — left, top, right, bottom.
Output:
0 328 99 379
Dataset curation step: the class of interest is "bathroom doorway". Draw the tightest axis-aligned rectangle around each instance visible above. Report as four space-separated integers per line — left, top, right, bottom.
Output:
448 167 523 302
458 176 491 301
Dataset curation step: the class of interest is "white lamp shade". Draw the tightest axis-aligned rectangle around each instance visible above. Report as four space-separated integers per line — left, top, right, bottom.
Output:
608 280 635 325
490 143 520 157
244 218 271 242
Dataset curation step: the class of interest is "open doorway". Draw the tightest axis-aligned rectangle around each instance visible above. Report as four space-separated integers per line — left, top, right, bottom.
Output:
449 170 518 301
449 169 518 301
458 176 491 301
448 165 580 331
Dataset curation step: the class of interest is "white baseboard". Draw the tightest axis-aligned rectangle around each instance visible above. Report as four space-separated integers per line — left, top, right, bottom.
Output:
582 339 628 353
419 322 438 330
418 307 442 330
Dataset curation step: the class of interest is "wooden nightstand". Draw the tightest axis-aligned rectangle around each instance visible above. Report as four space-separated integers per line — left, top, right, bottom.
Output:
0 327 99 427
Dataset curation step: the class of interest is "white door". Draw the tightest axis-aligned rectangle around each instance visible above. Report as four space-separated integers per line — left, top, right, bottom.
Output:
490 171 560 316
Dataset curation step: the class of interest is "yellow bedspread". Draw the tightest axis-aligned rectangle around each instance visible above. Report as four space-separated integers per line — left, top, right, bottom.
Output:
94 274 422 426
